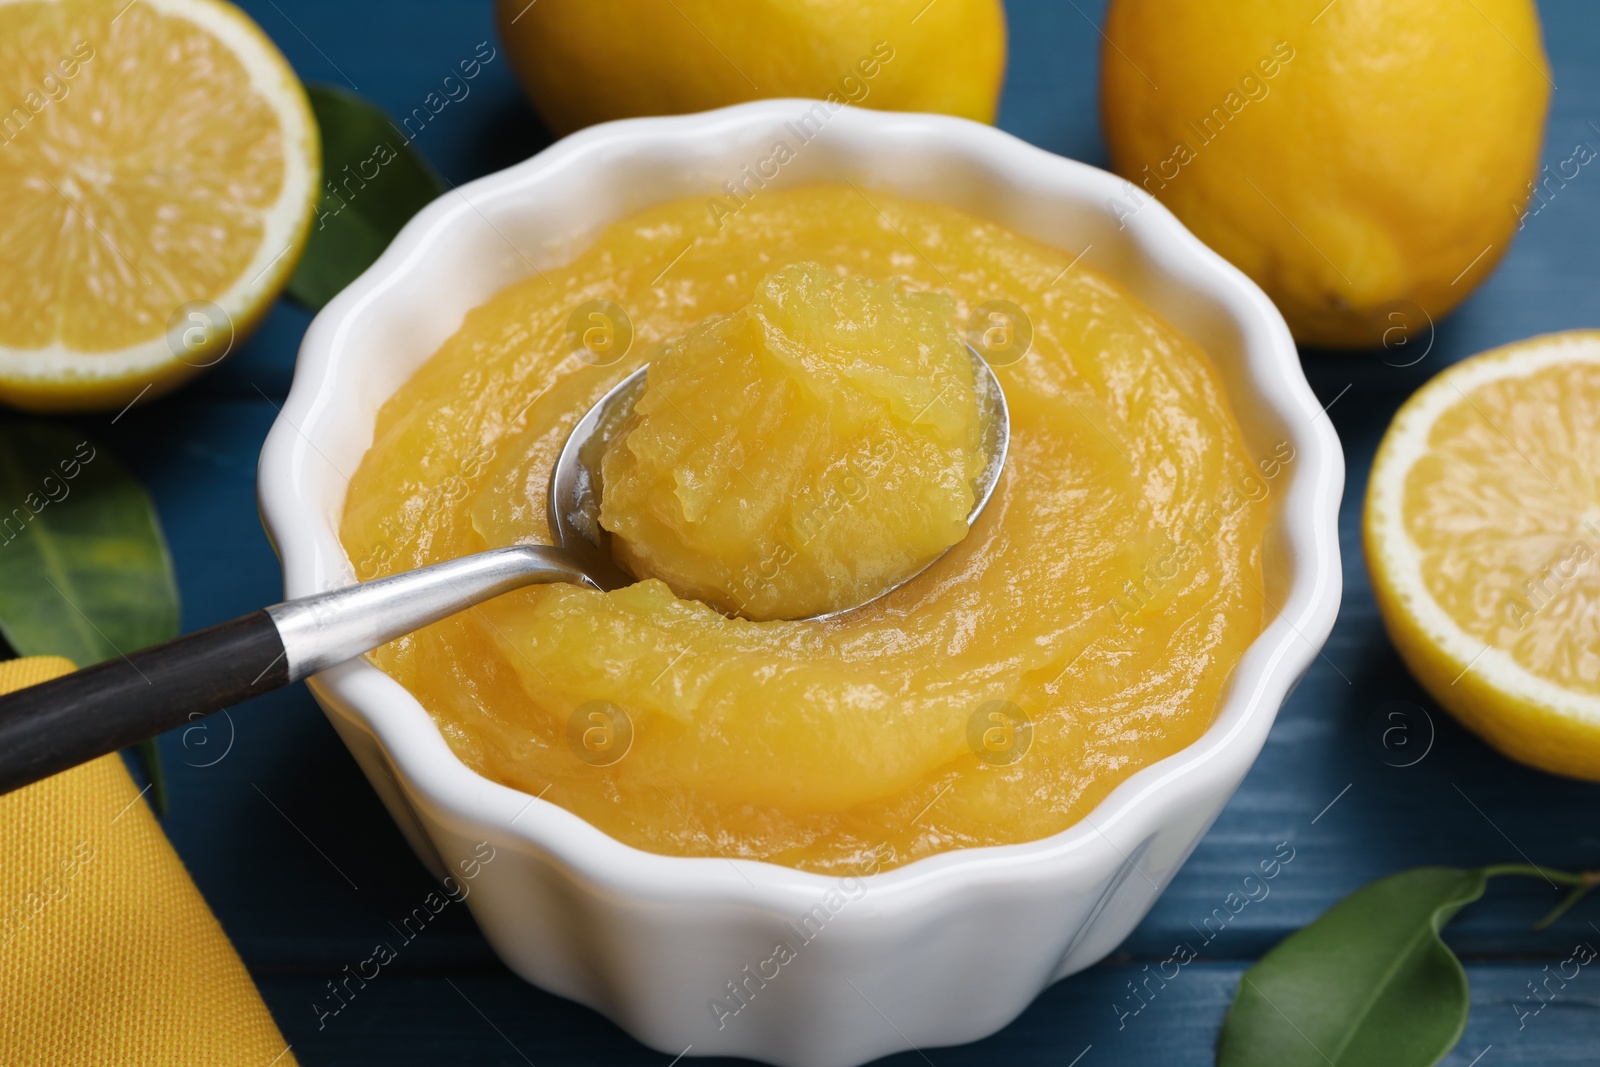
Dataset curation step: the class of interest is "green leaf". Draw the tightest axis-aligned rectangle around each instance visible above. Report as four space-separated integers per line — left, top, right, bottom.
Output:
0 423 180 664
286 84 447 310
0 423 179 815
1217 866 1486 1067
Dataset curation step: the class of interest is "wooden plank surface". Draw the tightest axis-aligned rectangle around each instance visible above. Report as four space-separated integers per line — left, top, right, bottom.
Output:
71 0 1600 1062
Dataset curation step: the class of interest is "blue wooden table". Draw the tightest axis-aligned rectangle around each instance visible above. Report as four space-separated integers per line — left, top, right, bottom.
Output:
90 1 1600 1062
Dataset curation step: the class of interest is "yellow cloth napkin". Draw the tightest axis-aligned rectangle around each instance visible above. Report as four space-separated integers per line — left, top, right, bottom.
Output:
0 656 297 1066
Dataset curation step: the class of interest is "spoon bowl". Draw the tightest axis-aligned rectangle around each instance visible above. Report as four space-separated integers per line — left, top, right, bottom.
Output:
547 342 1010 619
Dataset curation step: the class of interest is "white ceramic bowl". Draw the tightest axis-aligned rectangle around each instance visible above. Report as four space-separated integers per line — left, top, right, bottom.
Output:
258 100 1343 1067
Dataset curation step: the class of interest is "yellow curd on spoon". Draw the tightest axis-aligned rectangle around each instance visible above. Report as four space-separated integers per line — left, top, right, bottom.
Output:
600 262 988 621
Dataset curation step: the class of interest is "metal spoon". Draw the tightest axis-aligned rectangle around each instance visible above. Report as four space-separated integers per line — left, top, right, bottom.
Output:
0 346 1008 794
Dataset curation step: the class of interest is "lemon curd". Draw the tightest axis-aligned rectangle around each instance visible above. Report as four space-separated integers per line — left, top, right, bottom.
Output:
340 185 1269 875
600 263 989 621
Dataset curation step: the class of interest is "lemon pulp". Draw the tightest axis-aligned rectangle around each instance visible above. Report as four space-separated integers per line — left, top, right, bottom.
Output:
339 185 1268 874
1407 362 1600 692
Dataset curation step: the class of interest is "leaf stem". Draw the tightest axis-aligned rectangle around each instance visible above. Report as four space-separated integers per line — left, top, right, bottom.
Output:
1481 863 1592 887
1480 863 1600 930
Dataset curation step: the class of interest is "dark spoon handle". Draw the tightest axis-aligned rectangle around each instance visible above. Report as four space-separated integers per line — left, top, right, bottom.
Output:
0 612 287 794
0 544 598 797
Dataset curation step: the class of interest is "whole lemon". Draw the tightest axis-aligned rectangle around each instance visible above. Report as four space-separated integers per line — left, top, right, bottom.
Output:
494 0 1006 136
1101 0 1550 348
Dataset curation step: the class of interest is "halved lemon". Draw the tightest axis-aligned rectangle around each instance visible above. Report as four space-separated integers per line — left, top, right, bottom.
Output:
0 0 318 412
1366 331 1600 779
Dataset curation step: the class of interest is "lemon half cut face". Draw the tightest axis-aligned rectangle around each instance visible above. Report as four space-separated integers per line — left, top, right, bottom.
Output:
1366 331 1600 780
0 0 319 411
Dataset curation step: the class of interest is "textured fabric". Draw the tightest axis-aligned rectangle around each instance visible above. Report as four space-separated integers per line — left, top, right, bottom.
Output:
0 656 296 1066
